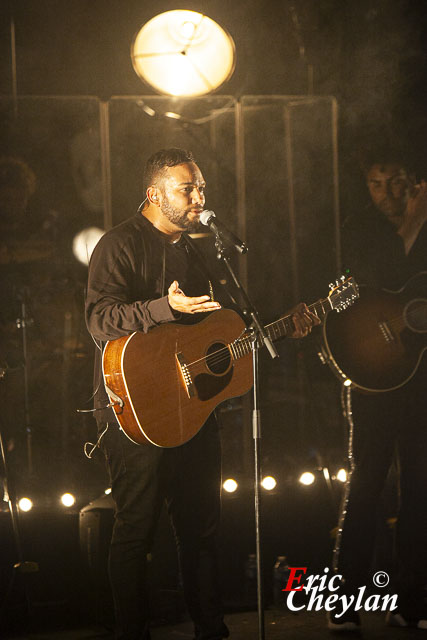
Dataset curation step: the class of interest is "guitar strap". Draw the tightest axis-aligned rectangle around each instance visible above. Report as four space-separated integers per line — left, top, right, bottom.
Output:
182 234 239 310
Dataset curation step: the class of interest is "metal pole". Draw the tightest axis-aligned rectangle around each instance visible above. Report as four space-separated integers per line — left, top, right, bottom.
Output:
19 297 33 477
252 344 265 640
331 98 341 273
99 101 113 229
283 106 300 304
10 15 18 118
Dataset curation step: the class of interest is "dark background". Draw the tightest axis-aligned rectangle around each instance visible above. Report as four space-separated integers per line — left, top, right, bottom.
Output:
2 0 427 220
0 0 425 632
1 0 426 152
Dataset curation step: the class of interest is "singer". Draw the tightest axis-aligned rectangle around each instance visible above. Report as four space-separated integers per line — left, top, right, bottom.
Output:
85 148 319 640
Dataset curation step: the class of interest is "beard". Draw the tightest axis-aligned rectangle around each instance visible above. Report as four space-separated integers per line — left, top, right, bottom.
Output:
160 195 201 232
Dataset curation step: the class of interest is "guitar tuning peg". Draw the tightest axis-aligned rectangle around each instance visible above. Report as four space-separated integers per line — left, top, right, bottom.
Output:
329 283 334 289
335 279 340 287
341 275 346 282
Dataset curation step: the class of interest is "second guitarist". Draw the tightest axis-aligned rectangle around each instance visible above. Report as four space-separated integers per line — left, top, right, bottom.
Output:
329 146 427 632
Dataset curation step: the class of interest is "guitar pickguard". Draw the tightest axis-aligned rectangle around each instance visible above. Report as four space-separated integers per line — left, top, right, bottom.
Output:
194 367 234 401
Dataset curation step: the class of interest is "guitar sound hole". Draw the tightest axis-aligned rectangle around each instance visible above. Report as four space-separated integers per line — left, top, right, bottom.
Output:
206 342 231 375
405 299 427 333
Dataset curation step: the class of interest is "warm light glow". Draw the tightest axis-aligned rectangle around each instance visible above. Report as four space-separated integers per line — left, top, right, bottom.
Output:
337 468 347 483
223 478 238 493
18 497 33 512
61 493 76 507
72 227 104 266
164 111 182 120
131 10 235 97
343 378 352 387
261 476 277 491
299 472 315 486
180 21 197 39
322 467 330 481
105 487 112 495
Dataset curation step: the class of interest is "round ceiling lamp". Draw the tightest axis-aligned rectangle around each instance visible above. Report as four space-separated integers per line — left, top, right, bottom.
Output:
131 10 236 97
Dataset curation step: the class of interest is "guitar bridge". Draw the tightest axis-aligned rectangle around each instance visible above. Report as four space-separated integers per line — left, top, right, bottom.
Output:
378 321 395 343
176 352 195 399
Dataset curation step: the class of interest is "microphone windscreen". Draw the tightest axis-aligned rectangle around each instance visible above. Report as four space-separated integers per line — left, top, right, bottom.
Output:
199 210 215 226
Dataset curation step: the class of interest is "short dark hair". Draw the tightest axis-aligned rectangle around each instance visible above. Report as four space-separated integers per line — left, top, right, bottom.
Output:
357 142 409 176
143 148 195 192
0 156 36 196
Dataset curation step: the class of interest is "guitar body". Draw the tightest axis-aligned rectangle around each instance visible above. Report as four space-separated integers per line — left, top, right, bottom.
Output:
322 272 427 392
102 309 253 447
102 276 358 447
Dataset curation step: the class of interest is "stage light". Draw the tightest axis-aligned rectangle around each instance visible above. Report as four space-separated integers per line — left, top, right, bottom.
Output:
343 379 352 387
105 487 112 495
72 226 104 266
223 478 238 493
261 476 277 491
18 497 33 512
336 468 347 483
299 472 315 486
131 10 236 97
61 493 76 507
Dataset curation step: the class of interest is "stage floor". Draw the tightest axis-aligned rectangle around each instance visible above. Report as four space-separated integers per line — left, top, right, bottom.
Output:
5 608 416 639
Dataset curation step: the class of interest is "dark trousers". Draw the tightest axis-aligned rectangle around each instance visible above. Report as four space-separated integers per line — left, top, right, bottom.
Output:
334 377 427 613
100 414 228 640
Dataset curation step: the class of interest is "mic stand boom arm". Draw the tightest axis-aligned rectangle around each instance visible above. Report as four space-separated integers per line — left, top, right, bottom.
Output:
213 235 278 360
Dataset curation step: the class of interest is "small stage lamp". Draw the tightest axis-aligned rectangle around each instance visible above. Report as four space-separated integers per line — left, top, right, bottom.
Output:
223 478 238 493
261 476 277 491
299 471 315 486
336 468 347 483
72 227 104 266
61 493 76 508
18 497 33 512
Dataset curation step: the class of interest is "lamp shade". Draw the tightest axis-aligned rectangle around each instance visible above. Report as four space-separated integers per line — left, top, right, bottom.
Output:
131 10 235 97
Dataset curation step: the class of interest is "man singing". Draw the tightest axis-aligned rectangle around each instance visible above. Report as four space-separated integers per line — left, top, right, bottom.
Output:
85 148 318 640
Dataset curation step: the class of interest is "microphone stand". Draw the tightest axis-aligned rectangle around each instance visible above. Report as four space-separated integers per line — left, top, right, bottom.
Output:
15 288 34 477
0 377 39 625
212 232 278 640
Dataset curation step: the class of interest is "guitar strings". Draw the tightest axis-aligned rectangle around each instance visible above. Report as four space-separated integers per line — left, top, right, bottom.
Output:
377 302 427 331
185 314 295 371
185 308 311 371
185 286 359 372
186 339 247 371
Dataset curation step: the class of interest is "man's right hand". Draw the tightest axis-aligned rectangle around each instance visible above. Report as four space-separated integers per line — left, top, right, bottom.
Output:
168 281 221 314
398 179 427 254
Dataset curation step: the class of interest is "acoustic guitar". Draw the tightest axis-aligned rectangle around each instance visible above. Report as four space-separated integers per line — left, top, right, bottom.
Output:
321 271 427 393
103 277 359 447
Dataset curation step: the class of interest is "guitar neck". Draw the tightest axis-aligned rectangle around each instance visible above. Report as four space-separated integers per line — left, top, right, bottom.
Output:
229 297 332 359
265 298 331 341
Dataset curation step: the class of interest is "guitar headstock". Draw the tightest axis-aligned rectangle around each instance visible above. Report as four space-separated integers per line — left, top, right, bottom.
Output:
328 275 359 312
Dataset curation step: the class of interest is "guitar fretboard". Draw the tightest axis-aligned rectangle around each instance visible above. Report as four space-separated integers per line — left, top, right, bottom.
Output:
228 298 332 360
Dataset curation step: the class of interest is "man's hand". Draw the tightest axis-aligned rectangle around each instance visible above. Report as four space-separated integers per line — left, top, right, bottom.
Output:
406 179 427 223
398 179 427 254
168 281 221 314
289 302 321 338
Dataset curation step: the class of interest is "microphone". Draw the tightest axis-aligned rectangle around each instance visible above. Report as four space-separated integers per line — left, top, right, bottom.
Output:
199 210 248 254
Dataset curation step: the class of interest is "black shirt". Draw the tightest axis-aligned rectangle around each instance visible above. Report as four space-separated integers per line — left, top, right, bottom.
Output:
342 204 427 289
85 213 213 421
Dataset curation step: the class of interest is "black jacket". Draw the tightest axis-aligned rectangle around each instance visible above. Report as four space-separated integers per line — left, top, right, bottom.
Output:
85 213 213 422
